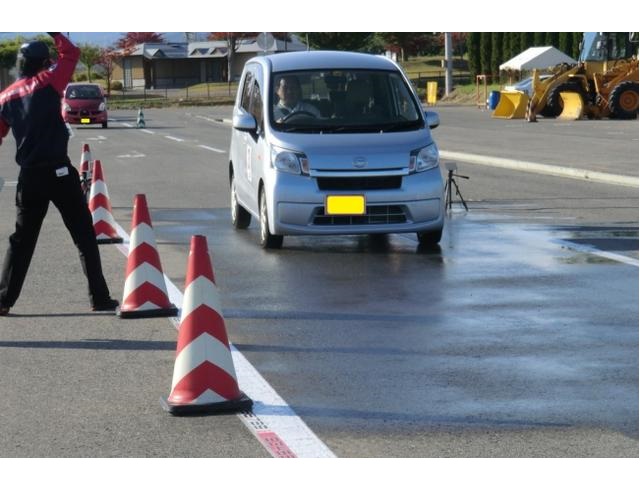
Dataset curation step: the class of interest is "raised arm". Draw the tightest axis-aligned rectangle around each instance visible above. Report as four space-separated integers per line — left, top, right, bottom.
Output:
38 32 80 96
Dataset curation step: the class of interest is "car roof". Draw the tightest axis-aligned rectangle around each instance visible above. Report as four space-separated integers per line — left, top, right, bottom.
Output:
258 50 400 73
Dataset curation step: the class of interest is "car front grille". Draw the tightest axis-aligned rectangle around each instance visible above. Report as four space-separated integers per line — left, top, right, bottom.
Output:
67 111 102 116
312 205 407 226
316 176 402 191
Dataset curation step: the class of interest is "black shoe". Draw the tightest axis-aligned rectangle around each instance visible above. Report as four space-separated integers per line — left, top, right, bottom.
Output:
92 298 119 312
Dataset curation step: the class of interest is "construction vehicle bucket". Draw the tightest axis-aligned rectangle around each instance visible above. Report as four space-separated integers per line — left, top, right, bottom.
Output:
558 92 584 120
492 91 529 119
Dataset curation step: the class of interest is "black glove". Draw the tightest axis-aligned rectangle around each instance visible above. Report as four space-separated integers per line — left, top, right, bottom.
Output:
47 32 60 37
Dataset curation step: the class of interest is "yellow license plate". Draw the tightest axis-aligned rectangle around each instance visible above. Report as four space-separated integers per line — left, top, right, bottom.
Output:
80 118 90 124
325 195 366 215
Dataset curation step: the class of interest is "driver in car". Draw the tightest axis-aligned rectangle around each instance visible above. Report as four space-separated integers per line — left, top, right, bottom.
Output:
273 75 321 122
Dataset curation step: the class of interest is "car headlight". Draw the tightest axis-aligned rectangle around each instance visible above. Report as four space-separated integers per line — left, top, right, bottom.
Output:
98 102 106 112
63 102 71 112
271 146 309 175
410 144 439 172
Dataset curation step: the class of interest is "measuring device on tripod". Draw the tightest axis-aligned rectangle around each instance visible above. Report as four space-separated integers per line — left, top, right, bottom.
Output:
444 162 469 211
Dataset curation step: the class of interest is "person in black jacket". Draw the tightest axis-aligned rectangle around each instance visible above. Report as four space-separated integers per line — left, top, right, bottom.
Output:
0 33 118 316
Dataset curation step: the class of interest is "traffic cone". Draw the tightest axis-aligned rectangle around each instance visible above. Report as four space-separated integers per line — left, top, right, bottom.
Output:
78 143 93 178
161 235 252 415
78 143 93 196
118 194 178 318
136 108 145 128
88 160 123 244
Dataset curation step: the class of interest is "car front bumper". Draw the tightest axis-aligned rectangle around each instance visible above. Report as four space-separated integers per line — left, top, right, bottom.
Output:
267 167 445 236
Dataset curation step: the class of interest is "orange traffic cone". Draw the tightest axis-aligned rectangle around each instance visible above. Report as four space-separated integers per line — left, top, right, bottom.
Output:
78 143 93 197
161 235 252 415
88 160 123 244
118 194 178 318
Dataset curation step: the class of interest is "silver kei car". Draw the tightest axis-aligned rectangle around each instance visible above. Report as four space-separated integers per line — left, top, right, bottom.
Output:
229 51 444 249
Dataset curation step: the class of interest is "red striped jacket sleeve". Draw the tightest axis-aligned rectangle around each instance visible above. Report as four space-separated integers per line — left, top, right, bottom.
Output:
37 33 80 96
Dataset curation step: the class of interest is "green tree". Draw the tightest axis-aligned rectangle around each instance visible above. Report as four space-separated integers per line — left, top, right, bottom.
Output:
466 32 481 78
0 35 55 70
519 32 534 52
534 32 546 46
78 44 101 83
502 33 511 62
480 32 492 75
573 32 583 59
509 33 520 58
545 32 560 48
491 32 503 78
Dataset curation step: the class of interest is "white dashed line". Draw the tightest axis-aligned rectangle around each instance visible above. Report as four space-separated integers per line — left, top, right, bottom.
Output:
198 144 226 154
165 135 185 142
141 129 155 135
120 122 133 128
554 239 639 267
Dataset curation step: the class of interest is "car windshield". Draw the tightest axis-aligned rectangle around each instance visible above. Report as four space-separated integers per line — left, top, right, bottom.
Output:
270 69 424 133
66 85 103 100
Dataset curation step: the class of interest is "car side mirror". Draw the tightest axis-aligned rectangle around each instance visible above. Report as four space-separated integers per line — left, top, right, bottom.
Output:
424 110 440 129
233 109 257 132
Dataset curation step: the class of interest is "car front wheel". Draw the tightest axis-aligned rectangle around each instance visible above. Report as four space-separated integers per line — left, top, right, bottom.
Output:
417 228 442 246
230 173 251 229
259 189 283 249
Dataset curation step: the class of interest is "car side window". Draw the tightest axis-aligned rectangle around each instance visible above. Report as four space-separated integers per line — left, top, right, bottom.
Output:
240 71 254 112
249 80 264 134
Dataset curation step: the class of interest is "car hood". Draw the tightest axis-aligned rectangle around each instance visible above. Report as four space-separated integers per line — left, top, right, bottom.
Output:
64 98 104 109
270 129 434 173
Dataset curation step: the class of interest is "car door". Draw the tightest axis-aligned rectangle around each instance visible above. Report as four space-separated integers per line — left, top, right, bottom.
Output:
233 68 256 210
245 64 266 215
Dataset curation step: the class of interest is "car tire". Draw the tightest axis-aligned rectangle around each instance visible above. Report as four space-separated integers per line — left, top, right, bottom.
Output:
259 189 283 249
545 82 586 118
102 121 108 128
230 173 251 229
609 81 639 119
416 228 442 246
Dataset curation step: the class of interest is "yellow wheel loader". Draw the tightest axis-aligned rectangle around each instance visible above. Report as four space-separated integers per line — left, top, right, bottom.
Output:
495 33 639 120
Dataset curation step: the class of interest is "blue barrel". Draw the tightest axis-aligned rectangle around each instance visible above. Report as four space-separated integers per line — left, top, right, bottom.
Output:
488 90 500 110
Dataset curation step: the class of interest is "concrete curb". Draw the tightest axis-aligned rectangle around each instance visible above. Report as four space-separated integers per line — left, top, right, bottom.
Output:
440 150 639 189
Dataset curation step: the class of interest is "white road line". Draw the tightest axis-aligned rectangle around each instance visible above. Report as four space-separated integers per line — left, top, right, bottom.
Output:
195 115 218 123
120 122 133 128
141 129 155 135
165 135 185 142
553 239 639 267
439 150 639 188
112 223 335 458
198 144 226 154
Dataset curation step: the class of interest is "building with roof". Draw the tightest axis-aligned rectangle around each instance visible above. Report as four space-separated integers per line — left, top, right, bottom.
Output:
112 36 307 89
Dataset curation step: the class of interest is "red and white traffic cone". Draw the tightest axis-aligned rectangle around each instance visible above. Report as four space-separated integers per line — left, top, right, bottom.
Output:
161 235 252 415
78 143 93 198
88 160 123 244
118 194 178 318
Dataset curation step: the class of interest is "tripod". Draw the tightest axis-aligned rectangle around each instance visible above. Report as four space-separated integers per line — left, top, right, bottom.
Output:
444 163 469 211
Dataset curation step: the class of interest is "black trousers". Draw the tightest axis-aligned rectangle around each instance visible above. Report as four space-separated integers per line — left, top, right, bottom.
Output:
0 164 111 308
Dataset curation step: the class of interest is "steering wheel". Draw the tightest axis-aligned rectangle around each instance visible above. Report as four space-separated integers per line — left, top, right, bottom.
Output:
281 110 317 122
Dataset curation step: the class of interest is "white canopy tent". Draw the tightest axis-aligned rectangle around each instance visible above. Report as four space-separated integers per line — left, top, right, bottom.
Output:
500 46 577 72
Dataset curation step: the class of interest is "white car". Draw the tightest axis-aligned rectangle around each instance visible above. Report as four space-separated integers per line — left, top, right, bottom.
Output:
229 51 444 249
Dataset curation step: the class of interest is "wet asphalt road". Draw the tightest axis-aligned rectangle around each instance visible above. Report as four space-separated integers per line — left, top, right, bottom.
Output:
0 106 637 457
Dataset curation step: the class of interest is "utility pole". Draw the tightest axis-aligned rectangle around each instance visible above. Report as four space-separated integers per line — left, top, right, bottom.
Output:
444 32 453 97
